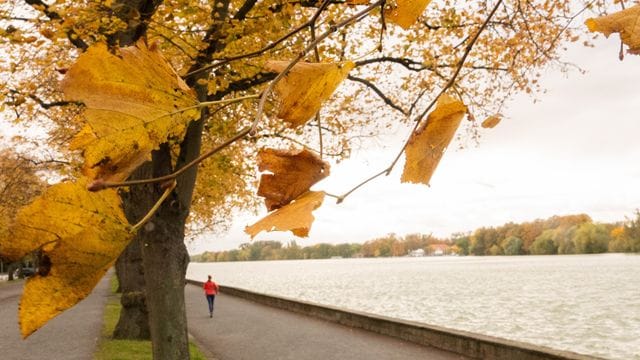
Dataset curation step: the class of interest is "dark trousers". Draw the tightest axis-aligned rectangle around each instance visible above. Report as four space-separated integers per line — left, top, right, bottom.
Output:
206 294 215 313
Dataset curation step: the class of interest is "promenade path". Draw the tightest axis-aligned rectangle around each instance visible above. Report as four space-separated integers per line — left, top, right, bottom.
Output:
0 275 466 360
0 272 110 360
185 283 468 360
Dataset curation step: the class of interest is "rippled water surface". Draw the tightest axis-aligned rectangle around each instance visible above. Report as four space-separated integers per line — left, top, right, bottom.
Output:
187 254 640 359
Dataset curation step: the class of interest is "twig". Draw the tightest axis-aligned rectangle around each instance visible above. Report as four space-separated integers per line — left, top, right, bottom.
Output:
185 0 331 79
171 94 259 116
90 127 251 191
310 0 328 158
130 181 176 233
347 75 407 115
333 0 504 203
250 0 385 134
386 0 504 172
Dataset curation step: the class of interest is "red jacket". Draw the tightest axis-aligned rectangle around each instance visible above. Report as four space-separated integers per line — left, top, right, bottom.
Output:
204 280 219 295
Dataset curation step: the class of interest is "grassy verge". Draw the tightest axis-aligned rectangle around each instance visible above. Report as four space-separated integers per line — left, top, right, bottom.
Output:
95 276 207 360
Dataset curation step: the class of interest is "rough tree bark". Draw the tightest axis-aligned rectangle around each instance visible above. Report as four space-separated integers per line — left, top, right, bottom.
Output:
113 235 149 339
122 150 193 359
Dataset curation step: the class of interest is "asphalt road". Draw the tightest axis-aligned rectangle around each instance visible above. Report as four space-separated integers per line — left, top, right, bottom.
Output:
185 283 468 360
0 273 110 360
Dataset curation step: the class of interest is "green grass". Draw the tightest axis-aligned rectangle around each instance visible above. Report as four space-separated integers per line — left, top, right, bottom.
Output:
94 276 207 360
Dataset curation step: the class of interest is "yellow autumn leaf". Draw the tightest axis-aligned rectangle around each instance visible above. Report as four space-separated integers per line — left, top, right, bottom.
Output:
585 5 640 55
481 115 501 129
265 60 354 128
62 41 199 182
401 94 467 185
385 0 433 30
245 191 325 239
0 178 132 338
257 148 330 211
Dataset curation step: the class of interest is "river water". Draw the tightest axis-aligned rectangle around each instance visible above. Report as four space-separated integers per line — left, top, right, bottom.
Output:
187 254 640 359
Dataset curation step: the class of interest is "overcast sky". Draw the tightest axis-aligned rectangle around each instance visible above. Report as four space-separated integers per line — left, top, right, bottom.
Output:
187 36 640 253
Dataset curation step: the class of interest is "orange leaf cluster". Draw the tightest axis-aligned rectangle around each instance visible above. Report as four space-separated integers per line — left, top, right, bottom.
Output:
246 147 330 238
401 94 467 185
265 60 354 128
257 148 330 211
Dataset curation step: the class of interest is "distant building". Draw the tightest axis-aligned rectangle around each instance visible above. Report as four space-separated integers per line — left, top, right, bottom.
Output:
428 244 451 256
408 249 425 257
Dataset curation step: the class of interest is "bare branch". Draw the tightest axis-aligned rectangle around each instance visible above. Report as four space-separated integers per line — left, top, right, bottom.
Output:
93 127 251 191
251 0 385 134
347 75 407 115
335 0 505 203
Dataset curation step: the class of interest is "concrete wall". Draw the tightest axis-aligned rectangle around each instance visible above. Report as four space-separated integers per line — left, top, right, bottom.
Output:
187 280 602 360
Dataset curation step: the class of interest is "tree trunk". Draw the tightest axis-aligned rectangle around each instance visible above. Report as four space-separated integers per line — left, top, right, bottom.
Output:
141 217 190 360
122 145 195 359
7 261 19 281
113 237 149 339
106 0 228 357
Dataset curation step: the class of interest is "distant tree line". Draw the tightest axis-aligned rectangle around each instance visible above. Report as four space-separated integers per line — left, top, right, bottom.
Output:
191 212 640 262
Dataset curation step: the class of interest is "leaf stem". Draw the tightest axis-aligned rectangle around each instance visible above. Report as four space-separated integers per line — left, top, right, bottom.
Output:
150 94 259 122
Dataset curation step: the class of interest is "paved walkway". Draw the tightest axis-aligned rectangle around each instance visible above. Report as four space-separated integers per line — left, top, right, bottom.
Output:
0 275 466 360
185 283 467 360
0 273 111 360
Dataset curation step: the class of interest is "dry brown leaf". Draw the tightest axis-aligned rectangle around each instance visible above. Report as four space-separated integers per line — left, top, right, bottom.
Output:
62 41 199 182
586 5 640 55
385 0 433 29
481 115 501 129
0 178 132 337
265 60 354 128
245 191 325 239
401 94 467 185
257 148 330 211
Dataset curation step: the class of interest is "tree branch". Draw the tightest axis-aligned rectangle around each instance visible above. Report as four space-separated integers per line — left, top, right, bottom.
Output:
90 127 251 191
347 75 407 115
334 0 505 203
24 0 88 50
251 0 384 133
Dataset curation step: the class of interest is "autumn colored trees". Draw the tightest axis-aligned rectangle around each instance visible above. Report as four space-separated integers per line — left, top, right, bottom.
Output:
193 213 640 261
0 0 635 359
